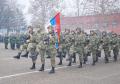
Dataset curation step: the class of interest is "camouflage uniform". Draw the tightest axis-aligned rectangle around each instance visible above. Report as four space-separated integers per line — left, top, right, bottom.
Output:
4 34 9 49
67 32 75 66
16 34 21 49
89 31 99 65
36 30 48 71
75 31 85 68
110 33 119 61
101 32 110 63
10 34 16 50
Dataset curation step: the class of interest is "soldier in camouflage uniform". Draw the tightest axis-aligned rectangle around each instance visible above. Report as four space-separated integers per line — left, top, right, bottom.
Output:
4 34 9 49
27 27 38 70
89 30 99 65
47 26 57 73
57 32 65 65
10 33 16 50
110 33 119 61
36 29 48 71
75 28 85 68
67 31 75 66
13 26 33 59
101 31 110 63
15 34 21 49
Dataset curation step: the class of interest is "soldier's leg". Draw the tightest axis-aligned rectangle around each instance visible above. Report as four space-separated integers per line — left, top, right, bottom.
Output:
113 48 119 61
58 51 63 65
92 50 97 66
13 45 24 59
78 53 83 68
72 52 76 63
67 54 72 66
104 50 109 63
21 44 29 58
39 50 45 71
49 52 56 74
30 48 38 70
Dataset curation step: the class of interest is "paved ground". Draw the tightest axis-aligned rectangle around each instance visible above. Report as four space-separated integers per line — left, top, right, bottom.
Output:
0 43 120 84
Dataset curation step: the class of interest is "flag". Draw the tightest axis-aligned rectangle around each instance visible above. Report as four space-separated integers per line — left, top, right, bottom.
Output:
50 12 61 43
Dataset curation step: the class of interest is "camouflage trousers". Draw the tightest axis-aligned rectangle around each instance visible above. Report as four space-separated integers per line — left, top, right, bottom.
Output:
48 48 57 67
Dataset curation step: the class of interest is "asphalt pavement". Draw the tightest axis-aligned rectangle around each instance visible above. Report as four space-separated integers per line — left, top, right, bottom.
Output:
0 43 120 84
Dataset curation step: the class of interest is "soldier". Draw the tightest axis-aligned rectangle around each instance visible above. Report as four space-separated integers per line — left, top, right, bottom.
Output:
27 27 38 70
67 30 75 66
36 29 48 71
57 32 65 65
47 26 57 73
111 33 119 61
10 33 16 50
4 34 9 49
89 30 99 65
13 26 33 59
16 33 21 49
101 31 110 63
75 28 85 68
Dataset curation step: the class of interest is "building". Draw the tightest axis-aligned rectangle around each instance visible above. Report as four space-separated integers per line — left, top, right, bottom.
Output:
61 13 120 34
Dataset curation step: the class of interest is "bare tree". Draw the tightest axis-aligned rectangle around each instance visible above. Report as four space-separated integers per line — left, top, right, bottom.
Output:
29 0 59 29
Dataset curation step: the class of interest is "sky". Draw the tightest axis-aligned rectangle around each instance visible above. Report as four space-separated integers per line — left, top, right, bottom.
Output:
16 0 83 25
16 0 32 25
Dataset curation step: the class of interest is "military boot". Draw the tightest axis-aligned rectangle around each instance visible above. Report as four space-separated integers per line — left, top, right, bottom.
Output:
21 52 29 58
78 62 82 68
39 64 44 71
58 59 63 65
13 52 21 59
49 67 55 74
30 63 36 70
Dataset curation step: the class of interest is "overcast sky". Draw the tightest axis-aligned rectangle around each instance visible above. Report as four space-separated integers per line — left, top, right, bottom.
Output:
16 0 31 25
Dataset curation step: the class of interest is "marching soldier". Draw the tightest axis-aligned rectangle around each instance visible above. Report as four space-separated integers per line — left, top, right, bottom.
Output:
67 31 75 66
13 26 33 59
47 26 57 73
111 33 119 61
75 28 85 68
89 30 99 65
27 27 38 70
101 31 110 63
36 29 48 71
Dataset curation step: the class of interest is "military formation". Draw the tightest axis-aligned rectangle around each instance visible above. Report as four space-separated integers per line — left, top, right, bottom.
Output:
4 32 28 50
13 26 120 74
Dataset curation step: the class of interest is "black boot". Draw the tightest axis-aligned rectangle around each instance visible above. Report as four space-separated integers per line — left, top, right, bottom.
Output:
21 52 29 58
58 59 63 65
13 52 21 59
92 61 96 66
30 63 36 70
78 62 82 68
39 64 44 71
49 67 55 74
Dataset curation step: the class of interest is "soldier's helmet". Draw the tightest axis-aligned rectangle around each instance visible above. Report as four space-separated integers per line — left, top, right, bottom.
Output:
112 32 117 37
102 31 107 36
90 30 95 35
76 27 81 33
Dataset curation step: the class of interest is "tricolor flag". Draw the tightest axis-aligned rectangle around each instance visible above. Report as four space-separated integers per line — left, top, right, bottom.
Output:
50 12 61 42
